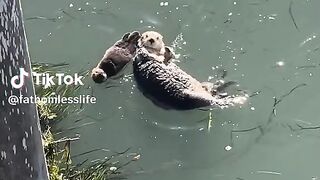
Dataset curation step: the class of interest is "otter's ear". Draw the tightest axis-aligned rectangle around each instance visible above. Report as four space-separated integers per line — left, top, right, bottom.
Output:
164 46 174 64
122 32 130 41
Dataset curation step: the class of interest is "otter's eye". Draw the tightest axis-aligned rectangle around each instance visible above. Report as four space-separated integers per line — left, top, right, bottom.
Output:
156 37 159 40
146 35 148 38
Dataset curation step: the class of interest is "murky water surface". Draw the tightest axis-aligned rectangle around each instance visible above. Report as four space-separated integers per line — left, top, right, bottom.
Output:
22 0 320 179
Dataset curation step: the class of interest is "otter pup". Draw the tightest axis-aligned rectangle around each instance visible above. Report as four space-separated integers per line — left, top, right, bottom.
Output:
133 32 246 110
138 31 174 64
91 31 140 83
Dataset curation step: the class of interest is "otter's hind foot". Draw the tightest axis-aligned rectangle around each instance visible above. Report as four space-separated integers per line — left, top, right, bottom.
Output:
122 31 141 43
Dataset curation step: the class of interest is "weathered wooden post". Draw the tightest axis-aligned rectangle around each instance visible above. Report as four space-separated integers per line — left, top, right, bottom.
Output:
0 0 49 179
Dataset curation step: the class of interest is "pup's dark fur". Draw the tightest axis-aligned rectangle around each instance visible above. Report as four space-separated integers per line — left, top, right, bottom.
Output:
91 31 140 83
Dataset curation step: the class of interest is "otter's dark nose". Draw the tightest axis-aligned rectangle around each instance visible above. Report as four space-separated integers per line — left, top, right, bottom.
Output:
149 38 155 44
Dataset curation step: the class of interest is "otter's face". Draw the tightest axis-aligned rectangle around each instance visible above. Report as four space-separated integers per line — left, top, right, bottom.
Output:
91 67 107 83
138 31 165 54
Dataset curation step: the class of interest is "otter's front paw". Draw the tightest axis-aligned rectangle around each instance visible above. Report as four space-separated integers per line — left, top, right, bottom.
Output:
91 67 107 83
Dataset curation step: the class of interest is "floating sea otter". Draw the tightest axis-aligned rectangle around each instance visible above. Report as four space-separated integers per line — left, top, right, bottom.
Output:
133 31 247 110
91 31 140 83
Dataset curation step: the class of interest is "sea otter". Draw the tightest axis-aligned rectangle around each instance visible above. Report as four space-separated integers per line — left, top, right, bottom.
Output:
138 31 175 64
133 31 247 110
91 31 141 83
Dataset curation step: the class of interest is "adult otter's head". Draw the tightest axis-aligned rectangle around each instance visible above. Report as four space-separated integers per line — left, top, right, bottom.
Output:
138 31 165 55
138 31 175 64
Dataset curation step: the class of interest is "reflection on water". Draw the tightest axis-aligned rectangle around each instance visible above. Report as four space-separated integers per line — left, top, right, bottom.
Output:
23 0 320 179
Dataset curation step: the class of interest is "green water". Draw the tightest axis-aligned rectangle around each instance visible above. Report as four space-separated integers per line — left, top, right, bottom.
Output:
22 0 320 179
